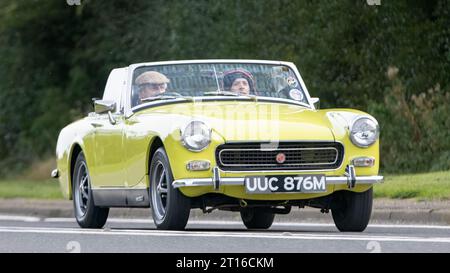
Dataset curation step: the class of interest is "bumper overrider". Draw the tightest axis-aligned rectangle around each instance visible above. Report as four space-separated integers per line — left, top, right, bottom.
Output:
172 164 383 190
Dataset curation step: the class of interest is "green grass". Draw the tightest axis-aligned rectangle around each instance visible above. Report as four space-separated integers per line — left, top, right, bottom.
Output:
0 170 449 200
374 170 450 201
0 179 63 199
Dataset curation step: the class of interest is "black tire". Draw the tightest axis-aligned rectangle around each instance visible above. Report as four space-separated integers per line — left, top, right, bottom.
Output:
72 152 109 228
149 147 191 230
240 208 275 229
331 188 373 232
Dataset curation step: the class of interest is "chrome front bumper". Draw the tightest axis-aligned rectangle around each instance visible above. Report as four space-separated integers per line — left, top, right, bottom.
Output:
172 165 383 190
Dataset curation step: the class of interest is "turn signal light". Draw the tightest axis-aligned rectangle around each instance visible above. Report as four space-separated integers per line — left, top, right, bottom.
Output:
351 157 375 167
186 160 211 171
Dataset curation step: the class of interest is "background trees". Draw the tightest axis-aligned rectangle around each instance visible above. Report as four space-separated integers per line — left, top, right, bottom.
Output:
0 0 448 176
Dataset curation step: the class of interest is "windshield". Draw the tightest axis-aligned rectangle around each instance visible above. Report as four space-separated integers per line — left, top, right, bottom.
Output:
131 63 308 108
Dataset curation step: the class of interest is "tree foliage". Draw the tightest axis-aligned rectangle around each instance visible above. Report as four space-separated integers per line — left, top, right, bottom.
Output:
0 0 449 175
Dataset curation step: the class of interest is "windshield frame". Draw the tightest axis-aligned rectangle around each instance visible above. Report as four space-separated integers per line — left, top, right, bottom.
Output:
124 59 315 117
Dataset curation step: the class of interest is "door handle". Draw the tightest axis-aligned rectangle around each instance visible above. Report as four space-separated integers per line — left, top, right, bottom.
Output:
91 122 104 128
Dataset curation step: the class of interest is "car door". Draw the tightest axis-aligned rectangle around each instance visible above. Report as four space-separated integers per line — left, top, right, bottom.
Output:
123 114 156 189
89 68 128 189
90 114 125 188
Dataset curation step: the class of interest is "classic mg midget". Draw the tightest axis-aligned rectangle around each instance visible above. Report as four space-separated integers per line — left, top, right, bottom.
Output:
53 60 383 231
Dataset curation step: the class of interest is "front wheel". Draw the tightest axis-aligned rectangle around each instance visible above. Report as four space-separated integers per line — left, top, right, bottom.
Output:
150 147 191 230
240 208 275 229
331 188 373 232
73 152 109 228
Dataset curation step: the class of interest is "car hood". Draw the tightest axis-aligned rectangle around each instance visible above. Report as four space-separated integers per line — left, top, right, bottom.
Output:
136 101 336 142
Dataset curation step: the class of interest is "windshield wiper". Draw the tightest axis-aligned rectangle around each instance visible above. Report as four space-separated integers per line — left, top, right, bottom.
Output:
202 91 259 101
141 95 178 102
257 97 310 108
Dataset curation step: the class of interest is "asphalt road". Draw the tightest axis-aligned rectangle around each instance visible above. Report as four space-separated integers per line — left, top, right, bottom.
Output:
0 215 449 253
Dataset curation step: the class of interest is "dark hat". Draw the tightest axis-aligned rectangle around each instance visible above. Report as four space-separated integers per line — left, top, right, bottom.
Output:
223 68 256 93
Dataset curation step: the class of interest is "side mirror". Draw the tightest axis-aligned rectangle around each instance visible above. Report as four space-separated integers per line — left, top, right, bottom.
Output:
94 100 117 125
94 100 116 114
311 97 320 109
91 97 100 109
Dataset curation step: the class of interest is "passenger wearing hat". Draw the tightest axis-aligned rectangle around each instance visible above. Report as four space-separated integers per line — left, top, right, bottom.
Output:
223 68 256 95
135 71 170 103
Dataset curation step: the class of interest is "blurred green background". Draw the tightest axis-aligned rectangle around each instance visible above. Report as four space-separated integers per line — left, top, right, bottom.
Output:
0 0 449 199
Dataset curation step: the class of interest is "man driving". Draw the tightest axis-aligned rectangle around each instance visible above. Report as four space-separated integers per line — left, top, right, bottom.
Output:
135 71 170 103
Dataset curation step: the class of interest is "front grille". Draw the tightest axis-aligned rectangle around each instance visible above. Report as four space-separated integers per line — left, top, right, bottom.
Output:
216 142 344 171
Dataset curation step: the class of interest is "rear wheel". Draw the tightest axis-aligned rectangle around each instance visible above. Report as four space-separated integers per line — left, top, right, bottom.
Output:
72 152 109 228
331 188 373 232
150 147 191 230
240 208 275 229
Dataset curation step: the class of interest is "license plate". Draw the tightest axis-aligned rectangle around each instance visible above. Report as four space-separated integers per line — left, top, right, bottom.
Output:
244 175 326 194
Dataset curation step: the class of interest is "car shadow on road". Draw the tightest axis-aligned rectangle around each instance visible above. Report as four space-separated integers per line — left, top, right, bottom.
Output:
187 228 339 234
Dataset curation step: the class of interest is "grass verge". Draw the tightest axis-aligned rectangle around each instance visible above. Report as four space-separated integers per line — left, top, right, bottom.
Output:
374 170 450 200
0 179 63 199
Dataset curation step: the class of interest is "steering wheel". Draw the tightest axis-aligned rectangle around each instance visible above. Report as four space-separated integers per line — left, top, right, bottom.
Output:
163 91 183 97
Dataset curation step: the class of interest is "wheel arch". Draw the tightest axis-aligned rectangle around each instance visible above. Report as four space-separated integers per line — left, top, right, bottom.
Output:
68 143 83 200
147 136 164 176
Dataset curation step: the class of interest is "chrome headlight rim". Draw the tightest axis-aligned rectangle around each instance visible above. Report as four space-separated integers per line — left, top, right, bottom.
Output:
349 115 380 148
180 120 212 152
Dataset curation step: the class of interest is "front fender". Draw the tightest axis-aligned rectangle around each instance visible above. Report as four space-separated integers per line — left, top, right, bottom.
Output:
56 119 96 199
163 128 225 181
323 109 380 176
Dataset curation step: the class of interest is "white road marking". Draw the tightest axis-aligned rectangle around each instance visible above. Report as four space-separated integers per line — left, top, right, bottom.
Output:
189 220 450 230
0 215 41 222
43 217 80 223
0 225 449 244
1 215 450 230
45 218 152 223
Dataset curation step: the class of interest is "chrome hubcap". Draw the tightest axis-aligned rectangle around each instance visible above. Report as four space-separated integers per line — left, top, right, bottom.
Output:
152 161 168 220
75 162 90 217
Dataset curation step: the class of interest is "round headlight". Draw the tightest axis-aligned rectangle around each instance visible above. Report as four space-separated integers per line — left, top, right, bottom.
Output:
349 116 379 148
181 121 211 152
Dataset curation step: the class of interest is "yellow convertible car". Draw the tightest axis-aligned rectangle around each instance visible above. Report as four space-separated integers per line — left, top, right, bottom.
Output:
53 60 383 231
